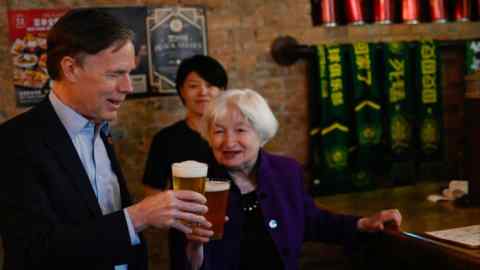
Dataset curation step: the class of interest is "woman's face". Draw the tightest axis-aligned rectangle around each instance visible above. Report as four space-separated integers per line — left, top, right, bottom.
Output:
209 107 261 172
180 71 221 117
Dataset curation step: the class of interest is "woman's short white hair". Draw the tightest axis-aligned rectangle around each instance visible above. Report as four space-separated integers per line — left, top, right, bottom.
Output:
201 89 278 146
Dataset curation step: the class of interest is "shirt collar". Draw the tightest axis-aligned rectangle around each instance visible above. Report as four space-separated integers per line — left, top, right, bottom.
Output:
49 91 110 138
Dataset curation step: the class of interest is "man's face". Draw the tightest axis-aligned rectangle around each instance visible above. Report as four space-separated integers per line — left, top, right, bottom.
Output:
67 41 135 123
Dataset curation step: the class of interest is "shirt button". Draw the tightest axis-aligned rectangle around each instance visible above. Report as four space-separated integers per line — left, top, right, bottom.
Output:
268 219 278 229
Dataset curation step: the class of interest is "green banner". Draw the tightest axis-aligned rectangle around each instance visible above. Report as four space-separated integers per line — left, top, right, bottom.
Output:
384 42 415 158
466 40 480 75
417 40 443 161
351 42 382 146
310 45 328 193
322 44 350 172
313 44 352 194
349 42 382 190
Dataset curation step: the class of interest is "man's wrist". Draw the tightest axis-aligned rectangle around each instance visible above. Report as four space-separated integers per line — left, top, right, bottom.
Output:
126 203 147 232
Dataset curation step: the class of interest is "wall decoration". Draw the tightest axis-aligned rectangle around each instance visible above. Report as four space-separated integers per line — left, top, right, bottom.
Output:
146 6 208 94
8 9 67 107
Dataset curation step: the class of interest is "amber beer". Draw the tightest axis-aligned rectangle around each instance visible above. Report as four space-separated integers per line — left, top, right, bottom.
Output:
171 161 208 194
205 181 230 240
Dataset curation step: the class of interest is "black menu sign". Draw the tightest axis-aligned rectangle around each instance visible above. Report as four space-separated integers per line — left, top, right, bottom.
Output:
147 6 207 94
103 7 149 95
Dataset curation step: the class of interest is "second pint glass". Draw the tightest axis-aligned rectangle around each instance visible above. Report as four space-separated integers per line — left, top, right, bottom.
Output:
171 160 208 194
205 180 230 240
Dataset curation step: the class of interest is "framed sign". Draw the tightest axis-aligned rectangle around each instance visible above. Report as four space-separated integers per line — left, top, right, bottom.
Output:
146 6 208 94
8 9 67 107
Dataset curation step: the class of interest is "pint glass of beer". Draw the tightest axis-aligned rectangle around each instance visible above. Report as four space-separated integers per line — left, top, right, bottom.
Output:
205 180 230 240
171 160 208 194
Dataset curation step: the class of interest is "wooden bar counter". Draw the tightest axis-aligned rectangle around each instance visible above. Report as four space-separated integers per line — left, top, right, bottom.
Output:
307 182 480 270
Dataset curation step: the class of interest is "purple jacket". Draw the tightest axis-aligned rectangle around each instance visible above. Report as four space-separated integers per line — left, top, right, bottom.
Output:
175 150 361 270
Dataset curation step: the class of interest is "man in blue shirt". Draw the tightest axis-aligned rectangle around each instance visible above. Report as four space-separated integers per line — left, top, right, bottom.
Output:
0 9 211 270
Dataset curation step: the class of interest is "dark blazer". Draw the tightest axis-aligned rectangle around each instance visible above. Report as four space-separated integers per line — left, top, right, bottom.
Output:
173 150 361 270
0 100 148 270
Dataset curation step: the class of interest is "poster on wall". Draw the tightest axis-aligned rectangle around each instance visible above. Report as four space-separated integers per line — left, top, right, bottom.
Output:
102 7 150 96
8 9 67 107
146 6 208 94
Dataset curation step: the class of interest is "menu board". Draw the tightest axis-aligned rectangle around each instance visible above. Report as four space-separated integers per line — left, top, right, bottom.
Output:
146 6 208 94
425 225 480 248
8 9 68 107
102 7 149 95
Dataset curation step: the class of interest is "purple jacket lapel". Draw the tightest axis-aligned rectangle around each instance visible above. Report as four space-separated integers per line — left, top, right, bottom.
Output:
256 150 305 265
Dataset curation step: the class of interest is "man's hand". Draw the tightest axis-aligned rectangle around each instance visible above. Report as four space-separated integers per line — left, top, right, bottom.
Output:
186 224 214 243
126 190 211 234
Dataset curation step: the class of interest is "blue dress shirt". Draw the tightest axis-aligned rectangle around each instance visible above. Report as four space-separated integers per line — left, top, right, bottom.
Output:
49 91 140 269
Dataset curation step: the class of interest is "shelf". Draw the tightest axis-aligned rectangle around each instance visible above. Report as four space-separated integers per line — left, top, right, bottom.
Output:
298 22 480 45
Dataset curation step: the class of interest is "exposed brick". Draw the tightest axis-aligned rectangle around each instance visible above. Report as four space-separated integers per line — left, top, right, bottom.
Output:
208 13 241 30
0 0 475 268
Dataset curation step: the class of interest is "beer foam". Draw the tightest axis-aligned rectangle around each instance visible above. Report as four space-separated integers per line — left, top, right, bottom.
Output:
172 160 208 178
205 181 230 192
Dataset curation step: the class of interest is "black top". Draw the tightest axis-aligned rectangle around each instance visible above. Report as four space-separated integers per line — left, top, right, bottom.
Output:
239 191 284 270
142 120 214 189
143 120 216 270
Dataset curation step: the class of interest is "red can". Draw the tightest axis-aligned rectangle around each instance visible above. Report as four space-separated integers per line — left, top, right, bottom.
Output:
402 0 420 24
429 0 447 23
346 0 365 25
477 0 480 21
374 0 394 24
454 0 471 22
321 0 337 27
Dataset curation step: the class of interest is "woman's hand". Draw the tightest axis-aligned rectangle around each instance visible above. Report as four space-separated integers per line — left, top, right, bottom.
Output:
185 225 213 270
357 209 402 232
186 241 204 270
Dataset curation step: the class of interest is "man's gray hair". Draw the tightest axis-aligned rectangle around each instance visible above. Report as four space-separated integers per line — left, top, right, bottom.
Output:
201 89 278 146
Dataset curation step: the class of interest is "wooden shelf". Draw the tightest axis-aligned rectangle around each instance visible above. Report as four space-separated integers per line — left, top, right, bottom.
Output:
299 21 480 44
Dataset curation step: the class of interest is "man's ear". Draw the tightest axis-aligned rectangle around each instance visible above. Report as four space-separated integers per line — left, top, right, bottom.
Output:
59 56 79 82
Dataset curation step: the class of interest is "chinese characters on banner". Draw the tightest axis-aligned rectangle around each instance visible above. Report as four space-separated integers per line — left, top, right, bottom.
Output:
8 9 67 107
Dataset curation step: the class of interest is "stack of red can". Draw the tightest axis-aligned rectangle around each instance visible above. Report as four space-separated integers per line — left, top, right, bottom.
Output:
477 0 480 20
317 0 477 27
454 0 471 21
429 0 447 23
320 0 337 27
402 0 420 24
374 0 394 24
346 0 365 25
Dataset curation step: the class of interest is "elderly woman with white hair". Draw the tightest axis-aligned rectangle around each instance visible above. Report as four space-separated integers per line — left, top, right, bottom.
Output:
182 89 402 270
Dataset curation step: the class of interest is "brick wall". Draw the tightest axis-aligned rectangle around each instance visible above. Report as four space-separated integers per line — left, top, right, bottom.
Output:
0 0 471 269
